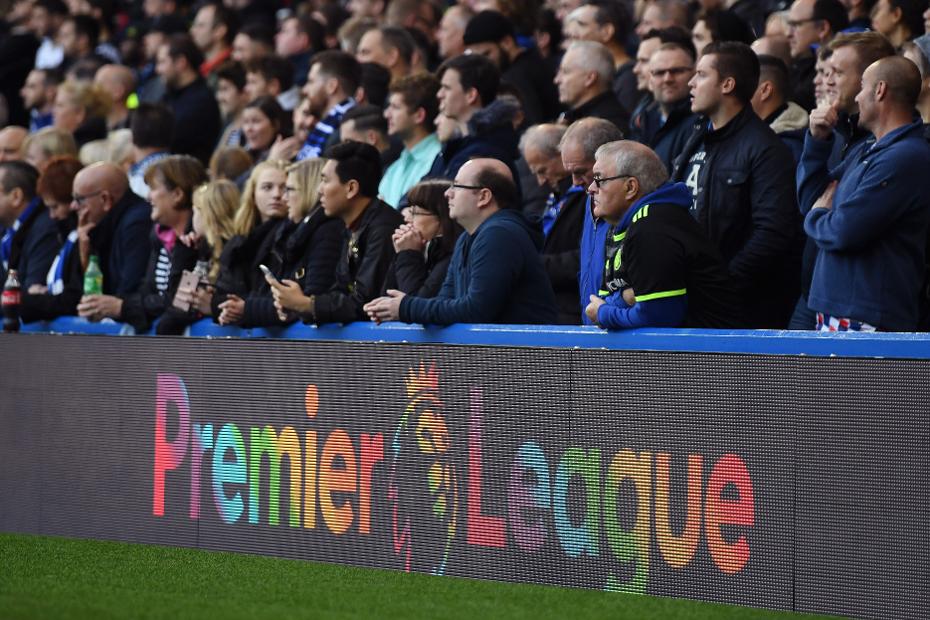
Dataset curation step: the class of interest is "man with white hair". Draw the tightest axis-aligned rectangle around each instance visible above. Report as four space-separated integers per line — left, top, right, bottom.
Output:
555 40 630 131
583 140 741 329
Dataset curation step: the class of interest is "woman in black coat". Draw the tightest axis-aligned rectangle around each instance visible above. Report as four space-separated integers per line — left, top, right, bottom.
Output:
382 179 461 298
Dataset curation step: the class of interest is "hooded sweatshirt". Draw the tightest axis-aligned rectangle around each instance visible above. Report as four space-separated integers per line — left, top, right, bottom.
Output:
399 208 558 325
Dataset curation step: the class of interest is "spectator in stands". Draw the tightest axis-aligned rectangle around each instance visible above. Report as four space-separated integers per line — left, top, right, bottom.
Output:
210 147 253 182
794 32 896 328
901 40 930 123
20 68 60 133
78 155 207 331
845 0 878 30
381 179 461 298
535 9 563 77
138 15 188 105
338 104 401 171
520 123 585 324
462 10 561 126
561 117 624 324
583 140 742 329
93 64 136 131
363 158 558 325
636 0 692 38
245 55 299 111
356 26 416 82
21 127 78 172
213 159 290 326
271 141 404 323
215 61 249 149
337 17 378 56
0 128 27 163
872 0 926 49
0 161 58 290
636 41 699 172
20 156 84 321
752 35 794 68
58 14 106 73
556 41 630 132
358 62 392 108
752 55 810 162
673 41 800 328
691 8 755 57
189 2 237 81
630 30 665 139
430 54 519 181
813 45 835 106
296 51 361 161
291 98 315 147
232 23 274 65
801 56 930 331
53 80 110 148
70 162 151 296
379 73 443 209
128 103 174 200
157 34 222 165
787 0 849 110
437 5 473 60
565 1 638 116
276 14 324 88
30 0 68 70
240 96 291 169
347 0 387 20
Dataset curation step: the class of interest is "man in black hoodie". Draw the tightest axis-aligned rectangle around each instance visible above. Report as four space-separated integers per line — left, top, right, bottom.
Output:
271 141 403 323
364 158 558 325
672 41 801 328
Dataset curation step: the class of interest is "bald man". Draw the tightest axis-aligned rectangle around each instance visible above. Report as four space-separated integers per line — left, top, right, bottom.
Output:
583 140 741 329
0 127 27 162
71 162 151 299
94 64 138 130
365 158 558 325
800 56 930 331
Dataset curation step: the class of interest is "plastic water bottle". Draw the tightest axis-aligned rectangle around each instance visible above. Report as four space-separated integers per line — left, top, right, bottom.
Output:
2 269 21 333
84 255 103 295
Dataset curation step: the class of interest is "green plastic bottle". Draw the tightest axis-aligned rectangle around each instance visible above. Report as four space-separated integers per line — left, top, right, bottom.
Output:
84 255 103 295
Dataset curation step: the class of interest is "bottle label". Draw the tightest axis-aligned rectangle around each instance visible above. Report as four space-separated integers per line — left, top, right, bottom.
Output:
2 289 21 307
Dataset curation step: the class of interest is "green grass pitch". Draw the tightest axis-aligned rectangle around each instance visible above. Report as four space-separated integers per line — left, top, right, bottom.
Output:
0 533 833 619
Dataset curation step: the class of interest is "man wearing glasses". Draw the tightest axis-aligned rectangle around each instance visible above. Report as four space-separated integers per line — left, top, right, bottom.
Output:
583 140 740 329
69 162 151 298
364 158 557 325
786 0 849 111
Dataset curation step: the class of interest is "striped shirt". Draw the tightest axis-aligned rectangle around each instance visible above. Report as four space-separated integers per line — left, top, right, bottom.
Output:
296 98 356 161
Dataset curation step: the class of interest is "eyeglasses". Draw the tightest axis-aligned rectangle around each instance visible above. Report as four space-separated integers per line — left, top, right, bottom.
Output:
591 174 632 188
450 182 484 192
71 189 104 205
650 66 693 78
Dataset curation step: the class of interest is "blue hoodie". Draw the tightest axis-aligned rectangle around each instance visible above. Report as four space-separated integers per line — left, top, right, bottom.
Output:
593 182 694 329
803 121 930 330
399 209 558 325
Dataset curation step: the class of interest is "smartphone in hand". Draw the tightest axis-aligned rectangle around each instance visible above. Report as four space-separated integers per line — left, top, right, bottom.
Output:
259 264 280 286
172 270 200 311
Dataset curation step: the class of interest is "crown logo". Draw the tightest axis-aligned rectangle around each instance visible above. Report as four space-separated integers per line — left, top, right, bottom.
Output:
405 362 439 398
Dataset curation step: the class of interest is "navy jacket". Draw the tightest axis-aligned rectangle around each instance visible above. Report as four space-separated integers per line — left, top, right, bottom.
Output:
799 121 930 330
430 99 520 181
631 98 700 173
88 190 152 296
162 77 221 165
400 209 558 325
9 202 59 289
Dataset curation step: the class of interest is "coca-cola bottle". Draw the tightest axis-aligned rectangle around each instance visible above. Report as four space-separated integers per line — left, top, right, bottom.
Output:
2 269 21 333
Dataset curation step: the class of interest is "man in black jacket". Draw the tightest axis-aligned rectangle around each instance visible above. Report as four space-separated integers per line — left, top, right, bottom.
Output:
519 123 584 324
271 141 403 323
157 34 222 165
0 161 58 289
556 40 630 132
672 41 801 328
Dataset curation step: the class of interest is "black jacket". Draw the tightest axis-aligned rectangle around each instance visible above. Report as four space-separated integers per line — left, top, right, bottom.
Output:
20 218 82 322
790 53 817 112
672 106 802 328
383 238 455 298
120 226 198 333
8 201 59 289
88 190 152 296
632 98 700 173
503 47 561 125
243 208 345 327
542 180 585 325
562 90 629 135
162 77 222 165
612 61 639 119
309 199 404 323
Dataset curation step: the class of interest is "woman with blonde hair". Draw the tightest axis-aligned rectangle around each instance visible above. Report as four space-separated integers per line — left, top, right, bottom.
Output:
53 80 110 147
213 159 290 325
22 128 79 172
156 180 240 335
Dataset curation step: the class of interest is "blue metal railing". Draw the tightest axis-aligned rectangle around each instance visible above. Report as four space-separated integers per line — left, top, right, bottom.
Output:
13 316 930 359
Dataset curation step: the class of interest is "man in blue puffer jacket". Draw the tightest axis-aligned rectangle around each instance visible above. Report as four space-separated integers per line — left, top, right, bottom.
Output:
364 158 557 325
800 56 930 331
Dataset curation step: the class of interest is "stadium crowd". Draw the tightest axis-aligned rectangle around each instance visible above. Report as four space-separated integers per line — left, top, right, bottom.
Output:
2 0 930 333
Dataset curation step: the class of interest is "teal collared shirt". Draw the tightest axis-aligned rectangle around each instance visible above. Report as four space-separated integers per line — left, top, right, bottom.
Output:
378 133 442 208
